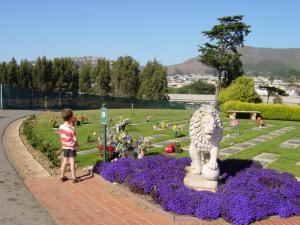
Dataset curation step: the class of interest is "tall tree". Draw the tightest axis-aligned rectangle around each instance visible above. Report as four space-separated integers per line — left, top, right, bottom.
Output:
111 56 140 97
17 60 33 88
66 58 79 94
0 62 7 84
32 56 53 92
79 62 92 93
93 58 111 96
6 58 18 86
52 58 79 94
138 60 169 101
52 58 64 92
199 15 251 104
259 85 288 104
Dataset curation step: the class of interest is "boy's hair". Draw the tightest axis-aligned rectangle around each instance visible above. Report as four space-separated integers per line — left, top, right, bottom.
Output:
62 108 73 121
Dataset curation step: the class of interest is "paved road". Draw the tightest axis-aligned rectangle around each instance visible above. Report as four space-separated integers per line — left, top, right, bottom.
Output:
0 110 56 225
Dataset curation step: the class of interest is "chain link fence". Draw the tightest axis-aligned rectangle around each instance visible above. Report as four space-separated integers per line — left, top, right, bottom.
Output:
0 84 185 110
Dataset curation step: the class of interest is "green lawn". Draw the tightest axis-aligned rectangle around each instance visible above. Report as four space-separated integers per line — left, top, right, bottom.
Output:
33 109 300 177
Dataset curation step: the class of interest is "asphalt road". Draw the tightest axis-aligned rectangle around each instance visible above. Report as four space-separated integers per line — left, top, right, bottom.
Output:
0 110 56 225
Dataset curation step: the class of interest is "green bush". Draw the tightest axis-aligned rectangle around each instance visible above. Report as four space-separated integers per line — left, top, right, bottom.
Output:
22 115 60 167
221 101 300 121
218 76 262 104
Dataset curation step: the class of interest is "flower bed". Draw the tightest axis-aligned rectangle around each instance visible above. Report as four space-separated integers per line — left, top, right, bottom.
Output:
95 155 300 225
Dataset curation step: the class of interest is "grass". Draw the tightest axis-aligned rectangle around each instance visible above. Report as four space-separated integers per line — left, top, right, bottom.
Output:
32 108 300 177
226 126 300 177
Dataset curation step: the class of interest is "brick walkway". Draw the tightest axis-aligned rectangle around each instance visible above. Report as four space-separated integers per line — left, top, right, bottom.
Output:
25 175 300 225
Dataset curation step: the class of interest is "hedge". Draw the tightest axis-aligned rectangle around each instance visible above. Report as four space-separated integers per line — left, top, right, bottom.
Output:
221 101 300 121
22 115 60 167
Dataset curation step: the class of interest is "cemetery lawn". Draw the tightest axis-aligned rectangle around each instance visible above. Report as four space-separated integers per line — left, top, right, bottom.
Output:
33 109 300 176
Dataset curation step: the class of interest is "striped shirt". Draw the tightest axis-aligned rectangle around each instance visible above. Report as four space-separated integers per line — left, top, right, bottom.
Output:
59 122 78 150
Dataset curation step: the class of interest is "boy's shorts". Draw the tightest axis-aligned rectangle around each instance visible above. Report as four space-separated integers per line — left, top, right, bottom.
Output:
63 149 77 157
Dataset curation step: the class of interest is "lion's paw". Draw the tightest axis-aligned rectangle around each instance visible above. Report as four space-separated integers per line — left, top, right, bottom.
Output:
208 160 218 170
192 166 202 175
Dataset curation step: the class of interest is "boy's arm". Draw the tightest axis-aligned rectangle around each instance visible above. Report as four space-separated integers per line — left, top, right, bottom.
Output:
72 129 79 148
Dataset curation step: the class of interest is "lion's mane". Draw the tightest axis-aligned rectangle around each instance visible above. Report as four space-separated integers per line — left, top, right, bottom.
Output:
189 105 223 153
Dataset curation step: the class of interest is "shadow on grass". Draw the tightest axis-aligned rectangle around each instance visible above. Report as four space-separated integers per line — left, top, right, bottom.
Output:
145 151 162 156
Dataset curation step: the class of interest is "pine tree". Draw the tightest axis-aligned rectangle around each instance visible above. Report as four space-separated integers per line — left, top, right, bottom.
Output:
138 60 168 101
17 60 33 88
52 58 64 92
79 62 92 93
111 56 140 97
6 58 18 86
32 56 53 92
0 62 7 84
93 58 111 96
52 58 79 94
199 15 251 106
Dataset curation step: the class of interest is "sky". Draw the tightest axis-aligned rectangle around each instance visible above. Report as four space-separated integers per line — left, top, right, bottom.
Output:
0 0 300 65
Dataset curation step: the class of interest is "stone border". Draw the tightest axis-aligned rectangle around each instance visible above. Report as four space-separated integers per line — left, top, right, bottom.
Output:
3 117 50 180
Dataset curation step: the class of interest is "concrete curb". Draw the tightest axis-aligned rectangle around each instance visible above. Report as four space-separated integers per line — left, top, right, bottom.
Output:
3 117 50 180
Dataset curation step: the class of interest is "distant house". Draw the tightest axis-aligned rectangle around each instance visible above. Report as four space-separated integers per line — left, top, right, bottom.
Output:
287 86 300 96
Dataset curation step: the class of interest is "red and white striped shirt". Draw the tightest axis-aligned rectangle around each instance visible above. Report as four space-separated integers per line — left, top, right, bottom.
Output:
59 122 78 150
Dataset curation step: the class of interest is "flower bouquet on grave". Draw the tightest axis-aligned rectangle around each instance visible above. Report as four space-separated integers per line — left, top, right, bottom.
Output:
71 116 80 126
49 116 58 128
165 143 175 153
78 114 88 124
146 115 152 123
97 144 118 162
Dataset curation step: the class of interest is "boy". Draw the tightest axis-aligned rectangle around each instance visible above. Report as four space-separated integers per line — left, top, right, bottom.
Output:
59 108 79 183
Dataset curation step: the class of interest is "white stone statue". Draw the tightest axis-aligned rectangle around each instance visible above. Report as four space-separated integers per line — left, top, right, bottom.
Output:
188 104 223 181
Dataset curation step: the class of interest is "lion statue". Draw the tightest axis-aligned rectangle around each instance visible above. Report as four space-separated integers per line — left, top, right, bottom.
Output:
189 104 223 179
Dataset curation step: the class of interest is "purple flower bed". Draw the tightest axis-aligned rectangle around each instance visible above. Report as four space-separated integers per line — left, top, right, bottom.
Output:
95 155 300 225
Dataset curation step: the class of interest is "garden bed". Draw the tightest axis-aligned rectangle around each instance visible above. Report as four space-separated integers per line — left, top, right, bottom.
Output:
95 155 300 225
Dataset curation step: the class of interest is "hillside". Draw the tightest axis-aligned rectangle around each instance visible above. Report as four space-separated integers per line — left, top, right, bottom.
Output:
166 46 300 76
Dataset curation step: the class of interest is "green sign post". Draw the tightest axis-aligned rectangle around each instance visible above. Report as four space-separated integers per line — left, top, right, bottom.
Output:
100 104 108 162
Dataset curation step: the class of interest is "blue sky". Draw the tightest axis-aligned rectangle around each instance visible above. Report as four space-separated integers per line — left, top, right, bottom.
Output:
0 0 299 65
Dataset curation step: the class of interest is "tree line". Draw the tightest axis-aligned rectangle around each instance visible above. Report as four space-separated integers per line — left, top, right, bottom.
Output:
168 80 215 94
0 56 169 101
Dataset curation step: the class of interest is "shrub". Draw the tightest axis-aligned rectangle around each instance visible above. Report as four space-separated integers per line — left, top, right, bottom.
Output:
22 115 60 167
95 156 300 225
222 101 300 121
218 76 262 104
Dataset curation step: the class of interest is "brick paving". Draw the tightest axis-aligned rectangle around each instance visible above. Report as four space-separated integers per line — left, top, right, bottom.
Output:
25 175 300 225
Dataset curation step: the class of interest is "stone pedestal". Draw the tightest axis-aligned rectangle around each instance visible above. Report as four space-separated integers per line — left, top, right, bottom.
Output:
183 166 218 192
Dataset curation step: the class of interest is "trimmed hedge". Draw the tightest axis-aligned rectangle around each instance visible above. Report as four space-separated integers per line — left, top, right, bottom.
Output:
221 101 300 121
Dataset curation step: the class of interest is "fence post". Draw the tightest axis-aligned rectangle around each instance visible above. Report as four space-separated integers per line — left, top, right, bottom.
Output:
0 84 3 110
31 89 34 109
58 92 62 109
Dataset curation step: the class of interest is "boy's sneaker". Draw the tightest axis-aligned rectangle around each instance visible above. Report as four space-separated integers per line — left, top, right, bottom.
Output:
72 177 79 183
60 176 68 182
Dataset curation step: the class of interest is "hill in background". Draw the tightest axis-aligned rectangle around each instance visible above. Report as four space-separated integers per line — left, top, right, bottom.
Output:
166 46 300 78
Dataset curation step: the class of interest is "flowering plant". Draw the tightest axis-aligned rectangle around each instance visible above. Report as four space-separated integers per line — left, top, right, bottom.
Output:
95 156 300 225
